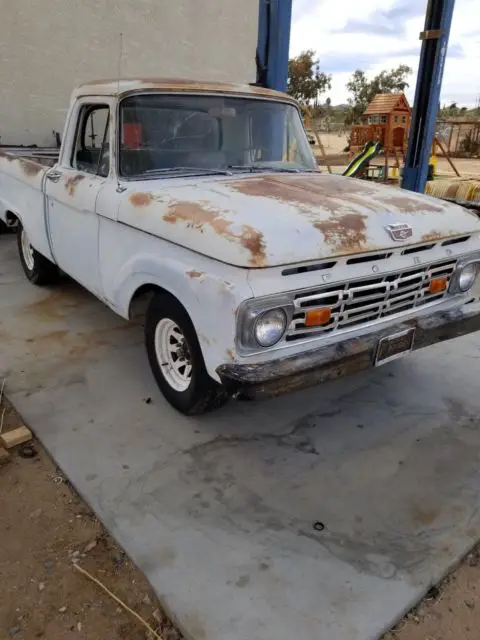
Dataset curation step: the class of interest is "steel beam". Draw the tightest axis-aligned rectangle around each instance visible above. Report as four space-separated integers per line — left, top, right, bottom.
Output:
402 0 456 193
256 0 293 91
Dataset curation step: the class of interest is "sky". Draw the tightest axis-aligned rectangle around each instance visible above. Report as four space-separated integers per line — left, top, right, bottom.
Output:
289 0 480 107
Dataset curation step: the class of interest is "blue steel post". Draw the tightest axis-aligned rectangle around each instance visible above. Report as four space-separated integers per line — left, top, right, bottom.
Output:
256 0 293 162
402 0 456 193
256 0 293 91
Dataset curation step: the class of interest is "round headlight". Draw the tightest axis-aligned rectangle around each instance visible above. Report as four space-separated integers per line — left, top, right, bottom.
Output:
458 263 477 291
254 309 287 347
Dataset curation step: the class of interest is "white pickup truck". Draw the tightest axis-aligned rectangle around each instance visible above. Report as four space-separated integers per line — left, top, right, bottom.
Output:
1 79 480 415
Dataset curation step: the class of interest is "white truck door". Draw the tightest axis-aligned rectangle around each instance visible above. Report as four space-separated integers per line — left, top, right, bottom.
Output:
45 101 112 296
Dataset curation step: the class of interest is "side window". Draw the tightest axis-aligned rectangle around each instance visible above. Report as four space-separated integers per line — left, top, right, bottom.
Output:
381 115 387 124
71 105 110 176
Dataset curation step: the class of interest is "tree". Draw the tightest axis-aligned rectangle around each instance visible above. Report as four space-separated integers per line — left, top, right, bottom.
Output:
439 102 468 118
287 50 331 106
324 97 332 132
346 64 413 123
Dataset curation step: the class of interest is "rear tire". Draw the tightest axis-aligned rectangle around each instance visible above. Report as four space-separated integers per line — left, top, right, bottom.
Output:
17 222 59 285
145 292 229 415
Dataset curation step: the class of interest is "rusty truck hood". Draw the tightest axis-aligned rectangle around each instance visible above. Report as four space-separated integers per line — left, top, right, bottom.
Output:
118 173 480 268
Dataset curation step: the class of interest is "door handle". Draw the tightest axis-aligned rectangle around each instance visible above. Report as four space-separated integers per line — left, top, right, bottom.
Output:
46 170 63 183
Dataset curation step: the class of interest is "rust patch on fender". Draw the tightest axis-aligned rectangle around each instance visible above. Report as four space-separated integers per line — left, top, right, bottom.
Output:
240 225 266 265
187 270 203 279
129 192 153 207
314 213 369 254
0 154 44 176
0 153 42 174
226 349 234 361
163 201 266 267
65 174 85 196
18 158 43 177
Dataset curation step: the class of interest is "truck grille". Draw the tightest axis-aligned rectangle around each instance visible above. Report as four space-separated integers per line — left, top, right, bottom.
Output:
286 259 457 341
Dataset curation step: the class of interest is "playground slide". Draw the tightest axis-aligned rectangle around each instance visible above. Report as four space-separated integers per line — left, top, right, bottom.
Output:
342 141 381 178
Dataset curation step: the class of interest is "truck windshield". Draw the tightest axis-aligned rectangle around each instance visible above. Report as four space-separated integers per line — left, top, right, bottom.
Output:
118 94 317 178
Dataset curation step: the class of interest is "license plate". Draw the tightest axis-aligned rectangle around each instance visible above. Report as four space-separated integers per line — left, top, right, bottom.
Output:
375 328 415 366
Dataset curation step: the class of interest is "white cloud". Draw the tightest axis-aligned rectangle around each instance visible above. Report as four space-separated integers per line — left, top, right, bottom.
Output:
290 0 480 107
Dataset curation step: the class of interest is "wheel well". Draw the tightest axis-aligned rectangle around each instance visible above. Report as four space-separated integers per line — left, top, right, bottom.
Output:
5 210 19 227
128 283 168 320
128 283 194 328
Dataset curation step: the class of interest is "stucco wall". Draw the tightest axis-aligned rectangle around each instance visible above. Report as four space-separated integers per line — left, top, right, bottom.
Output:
0 0 259 145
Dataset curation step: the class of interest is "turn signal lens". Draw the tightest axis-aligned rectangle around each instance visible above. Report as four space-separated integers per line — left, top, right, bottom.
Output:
428 277 447 294
305 308 332 327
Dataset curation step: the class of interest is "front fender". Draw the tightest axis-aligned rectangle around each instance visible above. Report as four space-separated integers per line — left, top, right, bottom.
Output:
105 251 253 381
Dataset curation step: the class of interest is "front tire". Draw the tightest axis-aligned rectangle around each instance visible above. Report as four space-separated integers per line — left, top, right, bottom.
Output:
17 222 58 285
145 293 229 415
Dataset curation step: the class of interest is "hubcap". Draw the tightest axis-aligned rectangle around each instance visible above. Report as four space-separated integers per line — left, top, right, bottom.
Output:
155 318 193 392
21 228 35 271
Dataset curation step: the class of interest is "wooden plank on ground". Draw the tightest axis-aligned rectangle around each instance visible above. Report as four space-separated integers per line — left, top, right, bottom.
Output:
0 425 32 449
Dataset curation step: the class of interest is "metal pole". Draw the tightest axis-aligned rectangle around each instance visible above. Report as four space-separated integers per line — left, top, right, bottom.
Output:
402 0 455 193
256 0 293 91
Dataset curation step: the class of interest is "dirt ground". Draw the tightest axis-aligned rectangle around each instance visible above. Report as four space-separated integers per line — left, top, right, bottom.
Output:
0 398 182 640
384 549 480 640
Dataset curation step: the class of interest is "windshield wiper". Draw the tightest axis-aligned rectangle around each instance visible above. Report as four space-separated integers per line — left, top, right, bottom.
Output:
227 164 313 174
141 166 232 177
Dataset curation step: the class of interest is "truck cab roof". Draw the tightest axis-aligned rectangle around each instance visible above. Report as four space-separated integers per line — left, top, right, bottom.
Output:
72 78 297 103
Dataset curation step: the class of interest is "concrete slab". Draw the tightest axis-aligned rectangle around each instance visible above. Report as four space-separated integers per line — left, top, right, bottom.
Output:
2 233 480 640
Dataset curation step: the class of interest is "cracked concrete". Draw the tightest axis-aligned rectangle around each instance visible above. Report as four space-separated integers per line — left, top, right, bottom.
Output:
2 233 480 640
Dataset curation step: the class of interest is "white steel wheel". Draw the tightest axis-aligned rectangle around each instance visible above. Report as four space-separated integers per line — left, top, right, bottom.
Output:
155 318 193 392
146 293 229 414
17 221 58 286
20 227 35 271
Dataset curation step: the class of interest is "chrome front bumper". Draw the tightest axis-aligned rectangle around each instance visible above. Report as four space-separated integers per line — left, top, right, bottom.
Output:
217 301 480 399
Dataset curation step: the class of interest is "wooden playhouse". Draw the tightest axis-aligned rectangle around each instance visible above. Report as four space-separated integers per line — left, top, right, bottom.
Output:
350 93 412 159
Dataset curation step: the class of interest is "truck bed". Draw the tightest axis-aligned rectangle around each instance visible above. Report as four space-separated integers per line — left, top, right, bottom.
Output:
0 147 59 259
0 146 59 171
